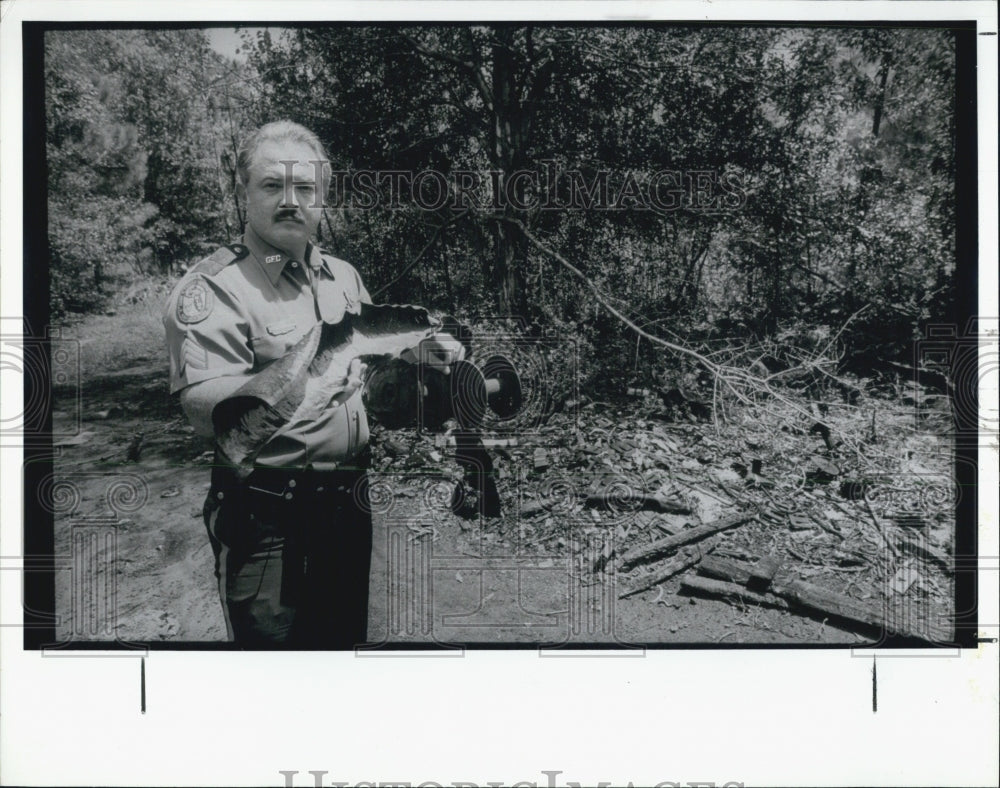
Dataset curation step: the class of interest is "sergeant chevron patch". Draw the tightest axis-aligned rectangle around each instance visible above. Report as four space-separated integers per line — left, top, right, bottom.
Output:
182 336 209 370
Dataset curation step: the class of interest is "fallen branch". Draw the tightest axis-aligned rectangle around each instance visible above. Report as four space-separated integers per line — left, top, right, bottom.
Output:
884 359 952 393
897 535 951 570
863 497 901 559
511 221 727 376
696 559 951 643
618 512 756 571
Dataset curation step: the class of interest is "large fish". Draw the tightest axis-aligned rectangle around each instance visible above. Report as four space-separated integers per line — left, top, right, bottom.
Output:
212 303 440 475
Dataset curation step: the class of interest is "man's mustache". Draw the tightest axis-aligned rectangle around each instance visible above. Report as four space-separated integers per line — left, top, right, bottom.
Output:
274 209 304 223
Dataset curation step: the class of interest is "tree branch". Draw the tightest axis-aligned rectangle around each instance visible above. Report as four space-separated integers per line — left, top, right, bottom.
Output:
505 219 859 436
399 32 473 71
505 219 725 374
370 210 470 299
400 31 494 113
463 27 495 114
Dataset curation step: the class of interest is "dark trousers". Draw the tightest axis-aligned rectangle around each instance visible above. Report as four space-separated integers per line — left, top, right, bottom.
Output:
203 464 373 649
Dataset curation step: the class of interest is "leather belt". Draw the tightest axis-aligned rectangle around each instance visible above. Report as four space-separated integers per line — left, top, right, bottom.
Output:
210 447 371 508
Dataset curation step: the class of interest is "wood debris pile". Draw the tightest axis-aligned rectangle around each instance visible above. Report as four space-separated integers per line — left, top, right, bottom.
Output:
368 370 957 644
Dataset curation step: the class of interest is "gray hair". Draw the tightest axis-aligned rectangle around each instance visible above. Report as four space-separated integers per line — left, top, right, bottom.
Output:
235 120 330 186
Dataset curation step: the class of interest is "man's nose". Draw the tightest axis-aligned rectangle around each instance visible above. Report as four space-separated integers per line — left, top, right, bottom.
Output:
280 185 300 207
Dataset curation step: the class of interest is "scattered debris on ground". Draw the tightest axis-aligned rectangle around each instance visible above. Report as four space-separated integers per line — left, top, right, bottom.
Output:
48 301 958 644
367 367 956 644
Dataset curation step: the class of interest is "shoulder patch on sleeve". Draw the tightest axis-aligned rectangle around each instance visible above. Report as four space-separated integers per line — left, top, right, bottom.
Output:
191 245 245 277
176 276 214 324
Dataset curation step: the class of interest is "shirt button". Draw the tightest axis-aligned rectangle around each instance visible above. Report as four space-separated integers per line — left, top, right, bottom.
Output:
216 491 224 500
288 479 297 488
284 492 294 501
291 261 299 268
316 486 325 493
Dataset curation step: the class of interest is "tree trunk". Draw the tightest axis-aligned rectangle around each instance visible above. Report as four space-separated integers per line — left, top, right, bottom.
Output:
768 232 782 333
440 251 454 312
872 60 891 138
490 29 526 317
493 220 528 317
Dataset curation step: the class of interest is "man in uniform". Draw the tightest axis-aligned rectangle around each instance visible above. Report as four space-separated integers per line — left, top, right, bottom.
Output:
164 120 462 647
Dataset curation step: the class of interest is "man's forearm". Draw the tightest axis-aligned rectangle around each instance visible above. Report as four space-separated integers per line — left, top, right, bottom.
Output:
179 375 254 439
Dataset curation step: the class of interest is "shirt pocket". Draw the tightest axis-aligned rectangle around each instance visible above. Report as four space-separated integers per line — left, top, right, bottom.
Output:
249 320 299 364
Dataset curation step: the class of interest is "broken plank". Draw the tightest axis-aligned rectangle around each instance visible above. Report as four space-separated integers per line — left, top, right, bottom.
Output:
680 575 791 611
747 555 782 591
618 512 756 571
585 491 691 515
699 555 754 585
772 578 952 644
618 540 716 599
481 438 518 448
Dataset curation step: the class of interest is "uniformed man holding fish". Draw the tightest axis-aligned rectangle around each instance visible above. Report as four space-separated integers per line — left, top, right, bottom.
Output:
164 120 463 647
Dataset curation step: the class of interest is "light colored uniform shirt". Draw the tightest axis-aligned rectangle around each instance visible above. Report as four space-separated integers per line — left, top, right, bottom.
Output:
164 231 372 469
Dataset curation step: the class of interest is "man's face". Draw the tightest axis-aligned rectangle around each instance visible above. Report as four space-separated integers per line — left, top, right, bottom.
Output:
240 138 325 257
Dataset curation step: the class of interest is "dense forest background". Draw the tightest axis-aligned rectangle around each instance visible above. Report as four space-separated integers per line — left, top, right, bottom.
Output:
45 25 957 394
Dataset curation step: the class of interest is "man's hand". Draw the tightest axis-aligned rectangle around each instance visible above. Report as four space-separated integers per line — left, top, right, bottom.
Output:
181 358 367 442
401 332 466 374
332 357 367 403
180 375 255 439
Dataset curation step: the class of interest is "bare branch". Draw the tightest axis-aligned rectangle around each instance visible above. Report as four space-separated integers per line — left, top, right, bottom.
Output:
398 32 473 71
370 210 471 299
506 219 725 373
400 31 494 113
463 27 495 114
506 219 863 437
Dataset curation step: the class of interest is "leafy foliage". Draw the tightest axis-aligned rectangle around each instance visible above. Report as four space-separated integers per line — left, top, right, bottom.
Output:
46 29 249 315
46 26 957 384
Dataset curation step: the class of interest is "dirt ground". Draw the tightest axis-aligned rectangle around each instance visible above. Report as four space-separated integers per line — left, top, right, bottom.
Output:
49 364 928 649
43 298 956 648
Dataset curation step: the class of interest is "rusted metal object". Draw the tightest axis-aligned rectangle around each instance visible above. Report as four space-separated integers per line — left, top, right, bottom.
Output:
362 352 523 432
